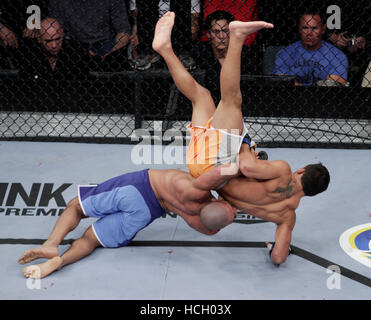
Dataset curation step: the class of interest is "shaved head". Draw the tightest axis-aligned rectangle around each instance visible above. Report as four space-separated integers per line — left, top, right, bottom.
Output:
200 201 236 231
39 18 64 56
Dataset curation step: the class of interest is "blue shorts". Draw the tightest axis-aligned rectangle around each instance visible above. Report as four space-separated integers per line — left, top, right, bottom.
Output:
78 169 166 248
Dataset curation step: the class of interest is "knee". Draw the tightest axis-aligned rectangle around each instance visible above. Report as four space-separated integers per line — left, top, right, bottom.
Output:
228 91 243 106
235 91 243 106
195 86 212 102
67 197 84 218
198 86 211 97
82 226 101 248
221 91 242 108
67 197 79 209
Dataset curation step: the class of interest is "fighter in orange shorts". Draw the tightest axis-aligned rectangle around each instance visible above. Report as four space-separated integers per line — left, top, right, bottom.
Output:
153 13 330 266
153 12 268 179
186 117 255 178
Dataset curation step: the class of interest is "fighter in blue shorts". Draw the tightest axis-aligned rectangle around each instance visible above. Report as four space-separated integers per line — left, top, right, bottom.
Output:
18 166 238 279
78 170 166 248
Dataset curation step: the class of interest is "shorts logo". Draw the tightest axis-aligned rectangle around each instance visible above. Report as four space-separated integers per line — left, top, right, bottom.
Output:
339 223 371 268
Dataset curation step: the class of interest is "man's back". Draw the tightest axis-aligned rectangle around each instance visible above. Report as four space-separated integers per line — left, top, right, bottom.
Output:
219 160 301 225
148 167 237 235
149 169 213 217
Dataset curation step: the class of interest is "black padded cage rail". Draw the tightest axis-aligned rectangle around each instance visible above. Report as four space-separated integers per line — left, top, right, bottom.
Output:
0 0 370 148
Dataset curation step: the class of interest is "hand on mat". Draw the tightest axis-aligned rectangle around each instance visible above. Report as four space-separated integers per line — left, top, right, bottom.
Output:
266 241 292 266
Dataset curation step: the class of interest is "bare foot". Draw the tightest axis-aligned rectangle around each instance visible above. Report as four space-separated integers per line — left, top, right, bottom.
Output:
23 256 63 279
229 21 274 39
152 11 175 54
18 245 58 264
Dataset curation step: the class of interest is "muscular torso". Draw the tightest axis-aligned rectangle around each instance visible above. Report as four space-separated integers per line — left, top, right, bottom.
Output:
148 167 300 228
148 169 212 217
219 174 300 226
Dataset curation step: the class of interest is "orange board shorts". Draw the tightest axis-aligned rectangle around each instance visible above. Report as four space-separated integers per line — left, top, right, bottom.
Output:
186 118 248 178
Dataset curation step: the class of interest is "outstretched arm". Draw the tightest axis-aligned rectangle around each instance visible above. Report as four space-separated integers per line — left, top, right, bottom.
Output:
326 74 347 86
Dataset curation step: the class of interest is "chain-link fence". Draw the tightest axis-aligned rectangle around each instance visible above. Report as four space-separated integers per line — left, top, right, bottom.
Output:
0 0 370 148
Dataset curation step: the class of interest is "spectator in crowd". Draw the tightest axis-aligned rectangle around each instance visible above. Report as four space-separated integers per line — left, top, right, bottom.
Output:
273 10 348 86
0 22 18 69
191 10 251 102
0 1 48 69
328 33 367 55
201 0 259 47
324 0 370 87
132 0 198 70
0 0 49 45
17 18 90 80
328 31 368 86
0 22 19 49
158 0 201 41
48 0 132 70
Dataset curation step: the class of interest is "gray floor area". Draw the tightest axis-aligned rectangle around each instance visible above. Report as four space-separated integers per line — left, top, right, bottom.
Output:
0 141 370 300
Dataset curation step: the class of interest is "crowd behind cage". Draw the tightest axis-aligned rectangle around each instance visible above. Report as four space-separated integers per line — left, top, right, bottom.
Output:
0 0 370 93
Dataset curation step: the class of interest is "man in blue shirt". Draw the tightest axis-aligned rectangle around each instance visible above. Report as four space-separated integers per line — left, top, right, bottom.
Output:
273 10 348 86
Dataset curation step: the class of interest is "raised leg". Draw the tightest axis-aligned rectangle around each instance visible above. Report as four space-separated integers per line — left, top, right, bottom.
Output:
18 197 86 264
152 11 216 126
212 21 274 133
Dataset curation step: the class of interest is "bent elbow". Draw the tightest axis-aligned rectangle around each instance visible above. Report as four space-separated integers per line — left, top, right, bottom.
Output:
239 163 252 178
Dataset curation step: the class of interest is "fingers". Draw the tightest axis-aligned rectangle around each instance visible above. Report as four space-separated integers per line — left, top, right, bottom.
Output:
355 36 366 49
4 34 18 49
8 36 18 48
249 146 257 157
0 27 19 49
